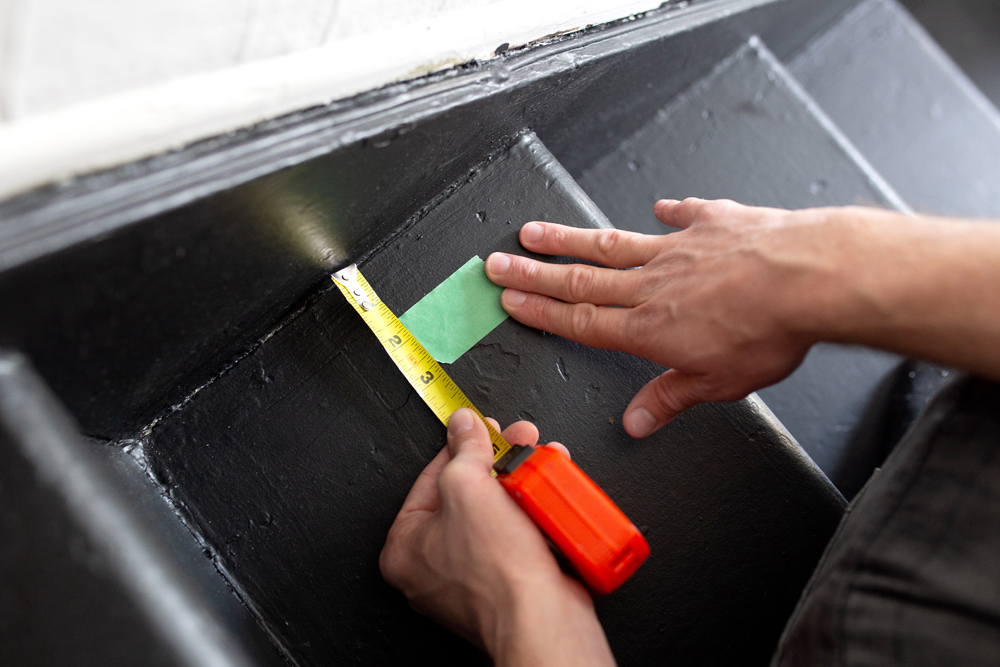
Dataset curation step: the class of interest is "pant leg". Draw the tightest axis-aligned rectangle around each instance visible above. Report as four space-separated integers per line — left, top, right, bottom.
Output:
771 375 1000 666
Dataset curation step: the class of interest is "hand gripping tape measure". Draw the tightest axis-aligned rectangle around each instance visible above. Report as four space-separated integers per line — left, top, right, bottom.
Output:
332 264 649 595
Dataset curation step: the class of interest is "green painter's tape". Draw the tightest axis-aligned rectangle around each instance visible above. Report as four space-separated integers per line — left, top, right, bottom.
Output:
399 256 508 364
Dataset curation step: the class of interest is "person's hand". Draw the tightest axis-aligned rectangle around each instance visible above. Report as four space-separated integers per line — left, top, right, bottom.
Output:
379 408 615 667
486 198 884 438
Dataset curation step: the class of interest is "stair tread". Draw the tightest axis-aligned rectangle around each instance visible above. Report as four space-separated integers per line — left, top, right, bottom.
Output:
578 37 908 497
578 37 904 234
0 354 285 667
145 133 844 666
791 0 1000 218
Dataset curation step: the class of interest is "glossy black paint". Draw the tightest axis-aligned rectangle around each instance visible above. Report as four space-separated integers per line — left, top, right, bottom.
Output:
0 0 860 440
0 369 172 667
903 0 1000 109
0 353 284 667
578 38 903 224
791 0 1000 218
143 134 845 666
1 1 917 664
576 37 907 497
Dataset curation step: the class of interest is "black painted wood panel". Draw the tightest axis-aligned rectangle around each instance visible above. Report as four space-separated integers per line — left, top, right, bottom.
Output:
791 0 1000 218
0 0 860 440
144 135 845 666
577 38 908 498
0 353 284 667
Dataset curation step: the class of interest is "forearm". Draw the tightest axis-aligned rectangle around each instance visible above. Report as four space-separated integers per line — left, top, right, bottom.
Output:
488 576 616 667
789 208 1000 379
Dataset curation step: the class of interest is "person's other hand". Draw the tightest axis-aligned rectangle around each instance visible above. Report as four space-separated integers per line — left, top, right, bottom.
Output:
379 409 615 667
486 198 863 438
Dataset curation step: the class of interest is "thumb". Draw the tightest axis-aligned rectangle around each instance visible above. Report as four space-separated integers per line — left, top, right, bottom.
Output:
446 408 495 467
623 369 704 438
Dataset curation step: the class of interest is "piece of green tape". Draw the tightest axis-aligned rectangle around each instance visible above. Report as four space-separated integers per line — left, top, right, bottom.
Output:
399 255 508 364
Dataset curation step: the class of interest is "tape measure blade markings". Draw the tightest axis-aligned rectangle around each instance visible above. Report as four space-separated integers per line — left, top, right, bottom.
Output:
331 264 512 465
332 262 649 594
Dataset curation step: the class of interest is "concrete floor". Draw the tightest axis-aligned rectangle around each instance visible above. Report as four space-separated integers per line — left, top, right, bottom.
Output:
904 0 1000 108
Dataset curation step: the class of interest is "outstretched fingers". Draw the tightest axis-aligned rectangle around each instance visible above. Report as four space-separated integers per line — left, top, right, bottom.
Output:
655 197 787 230
486 253 645 306
500 290 636 351
518 222 662 268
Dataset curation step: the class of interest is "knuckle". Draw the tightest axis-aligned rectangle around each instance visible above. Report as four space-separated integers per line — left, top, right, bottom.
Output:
513 256 538 282
704 199 736 220
437 459 480 498
675 197 702 220
702 200 725 216
568 303 597 338
651 377 690 416
624 308 649 345
595 229 623 259
437 461 466 491
566 266 594 302
551 225 572 248
379 534 407 587
529 293 556 324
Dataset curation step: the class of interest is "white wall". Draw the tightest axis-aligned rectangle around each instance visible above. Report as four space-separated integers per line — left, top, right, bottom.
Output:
0 0 512 120
0 0 662 199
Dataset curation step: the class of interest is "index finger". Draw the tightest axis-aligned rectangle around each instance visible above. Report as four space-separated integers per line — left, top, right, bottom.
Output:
500 290 637 352
486 254 646 307
519 222 662 268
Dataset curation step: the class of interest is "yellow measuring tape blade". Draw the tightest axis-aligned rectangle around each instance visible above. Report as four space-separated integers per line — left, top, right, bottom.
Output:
332 264 512 472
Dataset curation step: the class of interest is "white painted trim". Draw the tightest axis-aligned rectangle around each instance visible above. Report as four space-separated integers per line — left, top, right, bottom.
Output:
0 0 662 201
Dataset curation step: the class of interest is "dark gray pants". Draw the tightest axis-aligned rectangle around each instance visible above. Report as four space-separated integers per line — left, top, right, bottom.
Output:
773 375 1000 666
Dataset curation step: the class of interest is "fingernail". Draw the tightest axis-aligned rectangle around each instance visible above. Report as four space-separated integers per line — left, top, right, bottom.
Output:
488 253 512 275
502 289 527 308
521 222 544 244
624 408 657 438
449 408 475 435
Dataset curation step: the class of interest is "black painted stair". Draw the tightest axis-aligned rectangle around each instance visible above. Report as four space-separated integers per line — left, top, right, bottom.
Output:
3 0 999 665
578 37 908 229
0 354 284 667
577 2 1000 498
790 0 1000 218
578 35 911 499
142 132 845 666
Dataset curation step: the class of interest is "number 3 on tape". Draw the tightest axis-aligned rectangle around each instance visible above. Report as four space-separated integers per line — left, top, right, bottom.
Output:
332 264 649 594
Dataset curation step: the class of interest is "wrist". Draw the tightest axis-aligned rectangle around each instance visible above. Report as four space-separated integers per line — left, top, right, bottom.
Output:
777 207 914 345
485 573 615 667
776 207 1000 380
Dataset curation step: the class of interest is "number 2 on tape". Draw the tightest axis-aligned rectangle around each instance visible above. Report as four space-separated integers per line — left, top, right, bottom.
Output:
331 263 649 594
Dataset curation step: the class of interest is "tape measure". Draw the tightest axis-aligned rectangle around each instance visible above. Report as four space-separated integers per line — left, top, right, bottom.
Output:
332 264 649 594
332 264 513 468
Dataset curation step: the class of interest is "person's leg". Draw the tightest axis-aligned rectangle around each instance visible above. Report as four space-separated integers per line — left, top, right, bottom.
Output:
772 374 1000 666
